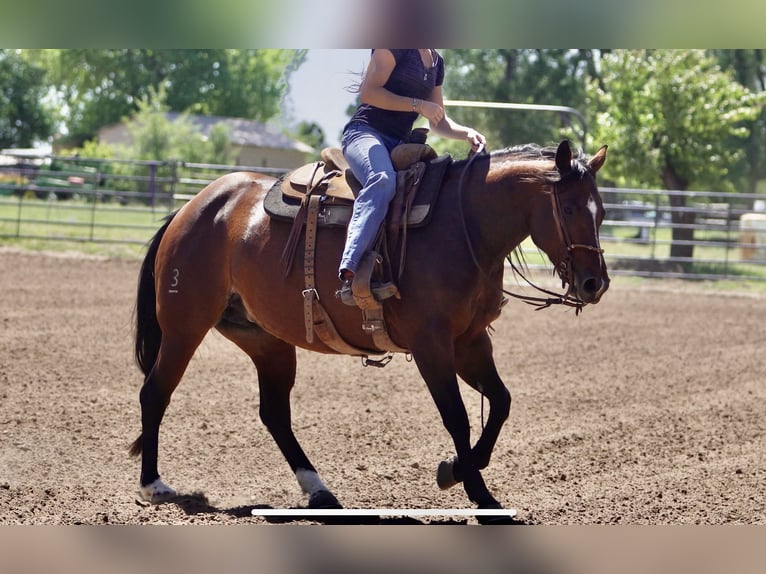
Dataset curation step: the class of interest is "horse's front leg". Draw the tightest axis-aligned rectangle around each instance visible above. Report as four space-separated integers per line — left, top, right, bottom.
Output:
409 328 502 513
437 329 511 490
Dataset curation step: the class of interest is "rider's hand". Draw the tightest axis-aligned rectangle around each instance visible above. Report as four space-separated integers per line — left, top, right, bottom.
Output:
466 129 486 152
418 100 445 125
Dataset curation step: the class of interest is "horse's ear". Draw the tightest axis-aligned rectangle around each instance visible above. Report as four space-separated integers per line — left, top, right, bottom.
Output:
588 145 608 174
555 140 572 174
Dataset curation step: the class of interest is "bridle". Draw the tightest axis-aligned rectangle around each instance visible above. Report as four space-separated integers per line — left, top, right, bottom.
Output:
458 145 604 315
511 177 605 314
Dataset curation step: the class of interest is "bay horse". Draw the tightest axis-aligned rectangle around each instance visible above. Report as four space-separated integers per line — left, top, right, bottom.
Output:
129 139 609 523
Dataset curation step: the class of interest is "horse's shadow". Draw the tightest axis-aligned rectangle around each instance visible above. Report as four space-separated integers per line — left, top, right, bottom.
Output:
163 492 527 525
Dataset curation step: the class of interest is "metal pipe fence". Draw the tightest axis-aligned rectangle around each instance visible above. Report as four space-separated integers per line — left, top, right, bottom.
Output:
596 187 766 281
0 155 290 246
1 154 765 281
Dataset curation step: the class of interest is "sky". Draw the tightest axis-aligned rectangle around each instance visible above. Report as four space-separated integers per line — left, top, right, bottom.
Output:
283 49 370 147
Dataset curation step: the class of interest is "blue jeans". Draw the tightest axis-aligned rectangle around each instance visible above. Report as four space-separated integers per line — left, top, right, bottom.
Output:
338 123 401 276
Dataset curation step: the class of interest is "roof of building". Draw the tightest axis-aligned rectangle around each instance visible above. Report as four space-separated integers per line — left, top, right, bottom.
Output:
99 113 314 154
172 113 314 154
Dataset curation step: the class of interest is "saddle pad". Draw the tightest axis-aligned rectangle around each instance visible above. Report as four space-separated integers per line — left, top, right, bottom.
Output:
263 154 452 228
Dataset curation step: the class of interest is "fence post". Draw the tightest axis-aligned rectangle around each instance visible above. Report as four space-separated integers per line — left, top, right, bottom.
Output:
724 203 733 279
89 187 98 241
15 192 23 238
650 194 661 259
169 161 178 214
149 162 157 213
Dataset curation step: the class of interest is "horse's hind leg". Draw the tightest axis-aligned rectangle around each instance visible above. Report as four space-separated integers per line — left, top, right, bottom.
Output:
218 323 341 509
134 332 206 501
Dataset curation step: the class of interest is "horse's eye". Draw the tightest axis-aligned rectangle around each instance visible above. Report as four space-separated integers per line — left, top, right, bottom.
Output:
563 205 574 216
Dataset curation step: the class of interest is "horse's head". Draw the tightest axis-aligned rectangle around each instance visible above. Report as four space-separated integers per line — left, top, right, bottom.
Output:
530 140 610 306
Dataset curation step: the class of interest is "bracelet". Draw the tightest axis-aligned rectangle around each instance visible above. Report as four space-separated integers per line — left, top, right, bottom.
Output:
412 98 419 111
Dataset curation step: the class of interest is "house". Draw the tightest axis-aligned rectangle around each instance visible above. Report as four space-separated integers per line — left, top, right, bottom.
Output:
97 113 315 169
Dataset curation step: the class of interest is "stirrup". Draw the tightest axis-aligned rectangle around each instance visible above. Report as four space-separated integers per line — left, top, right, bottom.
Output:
336 278 356 306
371 281 398 302
336 279 398 307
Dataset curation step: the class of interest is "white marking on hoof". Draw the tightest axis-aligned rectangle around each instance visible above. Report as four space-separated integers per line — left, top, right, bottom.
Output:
295 468 329 496
436 456 460 490
139 478 177 503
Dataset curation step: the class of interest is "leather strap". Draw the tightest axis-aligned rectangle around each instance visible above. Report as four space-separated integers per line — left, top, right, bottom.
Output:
312 302 375 356
398 162 425 282
353 251 408 354
362 306 409 354
302 194 321 343
301 194 378 356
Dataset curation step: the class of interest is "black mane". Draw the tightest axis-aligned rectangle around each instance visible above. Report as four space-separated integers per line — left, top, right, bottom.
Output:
449 142 591 183
493 143 588 164
493 143 592 180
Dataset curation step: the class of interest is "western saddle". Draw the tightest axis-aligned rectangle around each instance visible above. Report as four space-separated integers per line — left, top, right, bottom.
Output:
263 133 450 359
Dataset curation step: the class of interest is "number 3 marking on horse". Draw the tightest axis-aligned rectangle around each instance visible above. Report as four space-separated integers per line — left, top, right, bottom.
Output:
168 268 180 294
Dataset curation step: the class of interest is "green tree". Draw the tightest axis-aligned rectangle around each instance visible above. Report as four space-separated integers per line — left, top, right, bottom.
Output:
33 49 304 145
294 121 326 155
0 50 54 148
712 49 766 194
441 49 597 150
57 89 235 200
59 91 218 162
588 50 765 259
205 49 306 120
125 87 230 164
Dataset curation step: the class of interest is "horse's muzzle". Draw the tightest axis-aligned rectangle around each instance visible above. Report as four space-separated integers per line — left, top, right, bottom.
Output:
576 273 610 304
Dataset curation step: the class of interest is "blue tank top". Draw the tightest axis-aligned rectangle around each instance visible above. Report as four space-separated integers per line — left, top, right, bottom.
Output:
345 49 445 142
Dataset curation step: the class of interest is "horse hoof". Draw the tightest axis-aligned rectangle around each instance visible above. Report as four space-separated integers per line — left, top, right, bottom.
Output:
477 503 518 525
308 489 342 509
477 513 517 525
139 478 177 503
436 456 460 490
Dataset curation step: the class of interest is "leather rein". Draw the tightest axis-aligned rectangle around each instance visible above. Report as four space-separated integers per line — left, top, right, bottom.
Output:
458 145 604 316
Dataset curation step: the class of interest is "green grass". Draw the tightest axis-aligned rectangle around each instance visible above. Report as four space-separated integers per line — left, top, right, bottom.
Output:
0 196 174 258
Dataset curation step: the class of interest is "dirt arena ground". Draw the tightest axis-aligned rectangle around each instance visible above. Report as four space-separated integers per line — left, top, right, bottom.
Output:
1 247 764 525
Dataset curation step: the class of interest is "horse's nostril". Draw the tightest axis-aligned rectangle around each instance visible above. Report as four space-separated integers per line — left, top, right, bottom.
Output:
582 277 600 294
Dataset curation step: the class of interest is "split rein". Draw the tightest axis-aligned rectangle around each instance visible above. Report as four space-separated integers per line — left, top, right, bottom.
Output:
457 145 603 316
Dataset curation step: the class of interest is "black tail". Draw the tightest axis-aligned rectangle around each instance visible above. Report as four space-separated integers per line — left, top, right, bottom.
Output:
134 213 176 377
